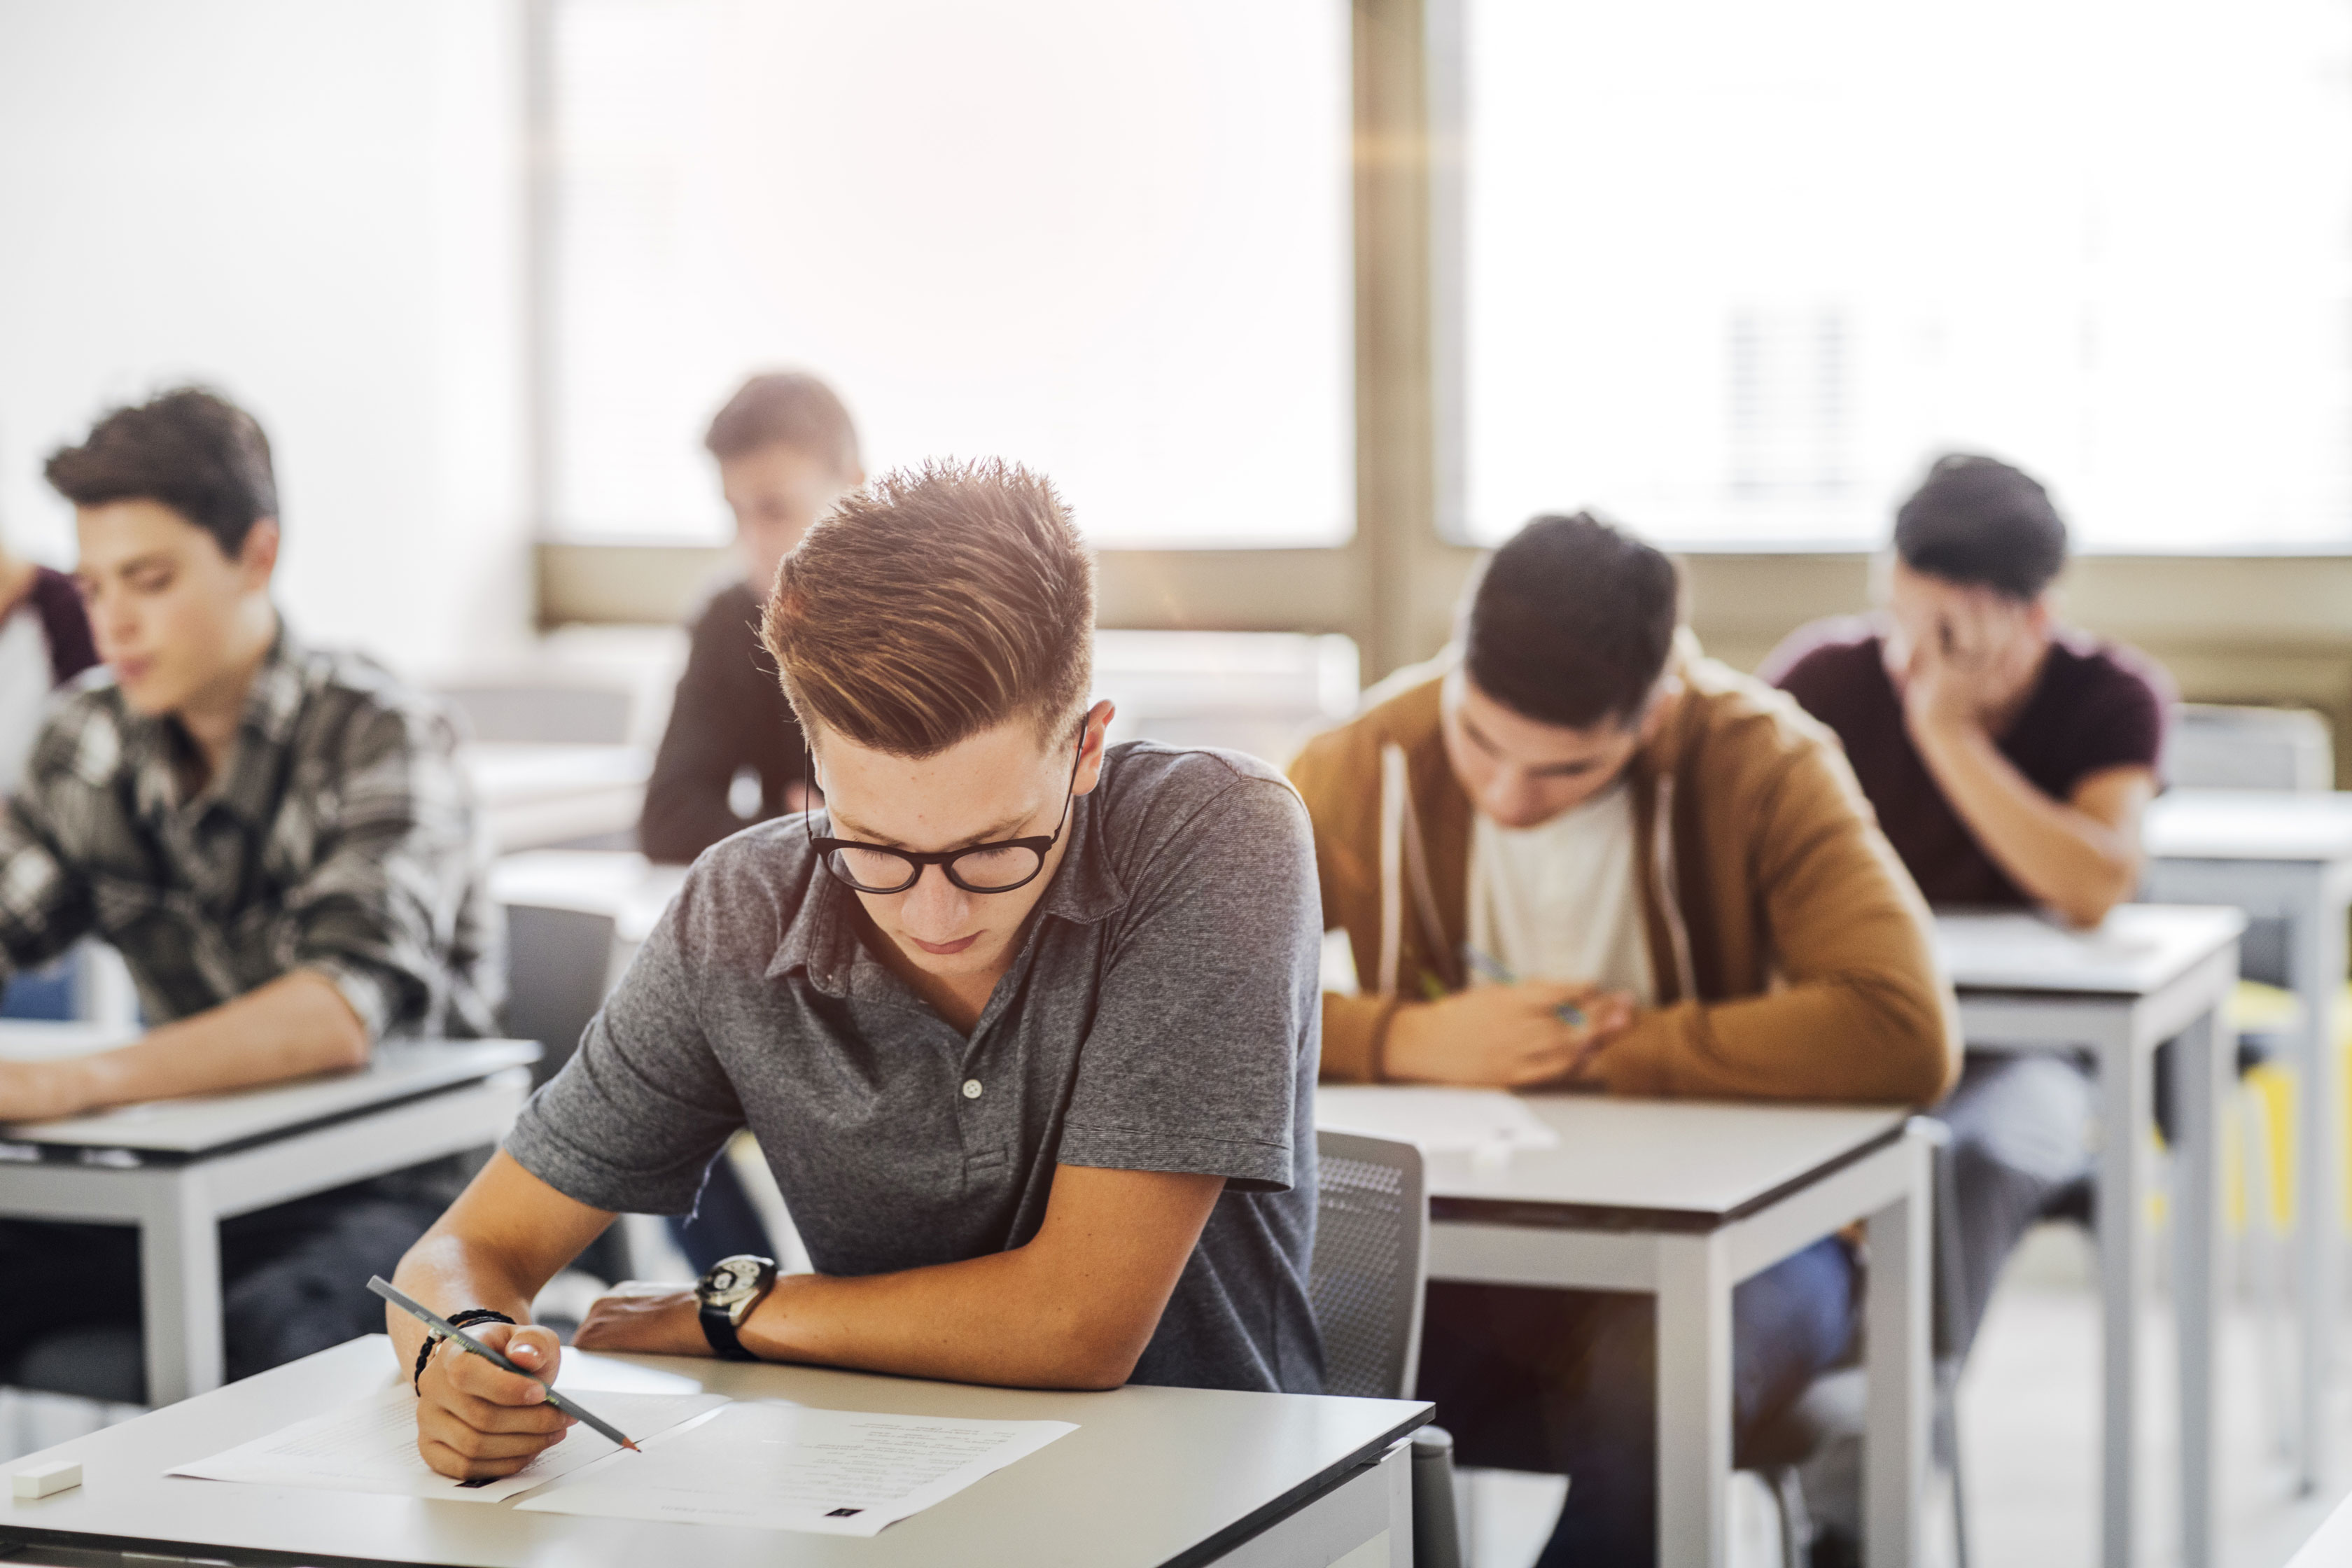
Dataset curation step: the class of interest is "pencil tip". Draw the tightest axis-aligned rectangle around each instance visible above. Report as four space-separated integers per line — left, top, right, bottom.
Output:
623 1440 642 1452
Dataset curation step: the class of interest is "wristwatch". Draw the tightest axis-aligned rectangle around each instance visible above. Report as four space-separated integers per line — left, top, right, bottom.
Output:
694 1254 778 1362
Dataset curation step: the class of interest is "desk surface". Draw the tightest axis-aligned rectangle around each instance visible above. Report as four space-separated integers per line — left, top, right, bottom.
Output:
0 1037 540 1154
2289 1483 2352 1567
1319 1089 1908 1228
491 849 687 945
2145 789 2352 863
0 1337 1427 1568
1934 904 2244 996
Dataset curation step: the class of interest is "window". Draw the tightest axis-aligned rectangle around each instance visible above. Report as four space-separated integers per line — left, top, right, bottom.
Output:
1461 0 2352 550
543 0 1352 548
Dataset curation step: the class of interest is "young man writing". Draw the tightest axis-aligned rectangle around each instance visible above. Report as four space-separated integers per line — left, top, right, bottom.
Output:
396 459 1323 1480
638 371 865 865
0 387 498 1383
1290 512 1955 1566
1764 453 2170 1348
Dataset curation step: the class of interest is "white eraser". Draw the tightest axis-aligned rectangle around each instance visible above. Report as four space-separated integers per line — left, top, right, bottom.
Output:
13 1460 81 1499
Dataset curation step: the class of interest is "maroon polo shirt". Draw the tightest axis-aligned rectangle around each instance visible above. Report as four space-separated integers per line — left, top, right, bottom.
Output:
1763 616 2171 906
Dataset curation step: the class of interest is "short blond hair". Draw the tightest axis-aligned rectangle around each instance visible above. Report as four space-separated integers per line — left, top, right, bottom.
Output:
764 458 1094 758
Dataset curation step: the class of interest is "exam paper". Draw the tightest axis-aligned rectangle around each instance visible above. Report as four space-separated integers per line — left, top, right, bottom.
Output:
514 1401 1077 1535
1317 1084 1562 1156
170 1385 725 1503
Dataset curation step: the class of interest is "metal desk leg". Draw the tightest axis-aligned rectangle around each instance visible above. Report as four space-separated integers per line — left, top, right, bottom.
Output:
2175 1002 2229 1568
137 1168 222 1405
2097 1009 2148 1568
2294 884 2346 1494
1656 1231 1732 1568
1865 1132 1929 1568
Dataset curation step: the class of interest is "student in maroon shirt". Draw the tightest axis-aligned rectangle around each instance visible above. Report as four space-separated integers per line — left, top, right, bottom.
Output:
1764 453 2171 1355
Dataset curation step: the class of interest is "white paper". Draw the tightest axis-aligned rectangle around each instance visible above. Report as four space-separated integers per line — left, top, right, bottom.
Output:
1317 1084 1562 1156
170 1384 725 1503
514 1401 1077 1535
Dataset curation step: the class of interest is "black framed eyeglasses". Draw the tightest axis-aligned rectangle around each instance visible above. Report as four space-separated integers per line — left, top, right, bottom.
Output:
804 739 1084 895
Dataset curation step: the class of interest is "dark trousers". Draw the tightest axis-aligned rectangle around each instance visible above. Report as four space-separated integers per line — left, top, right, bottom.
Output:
1416 1235 1858 1567
1937 1051 2096 1355
0 1184 445 1402
663 1152 774 1276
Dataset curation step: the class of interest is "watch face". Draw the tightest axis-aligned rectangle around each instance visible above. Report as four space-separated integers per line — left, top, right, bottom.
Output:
701 1254 775 1310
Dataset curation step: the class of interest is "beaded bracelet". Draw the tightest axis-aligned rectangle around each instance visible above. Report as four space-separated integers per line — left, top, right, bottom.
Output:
411 1308 518 1393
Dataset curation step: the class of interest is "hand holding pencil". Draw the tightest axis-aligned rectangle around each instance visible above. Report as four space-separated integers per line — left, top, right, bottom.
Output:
372 1275 638 1481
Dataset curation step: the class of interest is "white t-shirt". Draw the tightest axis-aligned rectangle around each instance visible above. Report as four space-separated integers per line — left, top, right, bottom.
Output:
1465 778 1655 1004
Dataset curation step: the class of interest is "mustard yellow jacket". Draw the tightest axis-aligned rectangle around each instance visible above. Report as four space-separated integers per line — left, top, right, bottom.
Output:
1287 650 1959 1105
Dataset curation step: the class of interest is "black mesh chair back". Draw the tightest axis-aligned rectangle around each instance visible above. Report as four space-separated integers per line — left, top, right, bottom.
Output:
502 903 617 1088
1312 1128 1460 1568
1310 1129 1429 1400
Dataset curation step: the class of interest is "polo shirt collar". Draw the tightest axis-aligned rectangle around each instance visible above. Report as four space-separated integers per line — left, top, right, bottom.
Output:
764 784 1132 995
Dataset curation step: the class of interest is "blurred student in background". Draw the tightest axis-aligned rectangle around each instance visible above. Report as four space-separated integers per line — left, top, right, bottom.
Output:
638 371 865 865
1291 512 1956 1567
637 371 864 1275
0 386 498 1388
0 535 97 792
1764 453 2169 1354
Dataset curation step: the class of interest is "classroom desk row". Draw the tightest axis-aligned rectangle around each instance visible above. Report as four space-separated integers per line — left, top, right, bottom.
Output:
2 1080 1925 1567
0 808 2306 1568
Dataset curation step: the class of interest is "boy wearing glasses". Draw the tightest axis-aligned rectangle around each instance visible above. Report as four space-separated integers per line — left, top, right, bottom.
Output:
393 460 1325 1480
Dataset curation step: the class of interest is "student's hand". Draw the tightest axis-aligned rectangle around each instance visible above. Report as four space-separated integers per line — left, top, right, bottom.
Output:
0 1058 93 1124
573 1281 714 1358
1385 983 1635 1087
1894 591 2040 741
413 1322 574 1480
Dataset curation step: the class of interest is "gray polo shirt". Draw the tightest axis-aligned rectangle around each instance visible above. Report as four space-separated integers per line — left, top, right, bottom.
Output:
505 741 1324 1393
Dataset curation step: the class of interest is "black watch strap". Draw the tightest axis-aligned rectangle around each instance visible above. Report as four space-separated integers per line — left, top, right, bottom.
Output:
698 1302 756 1362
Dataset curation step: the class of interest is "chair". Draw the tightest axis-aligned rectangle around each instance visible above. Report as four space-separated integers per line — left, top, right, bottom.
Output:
1312 1128 1462 1568
503 903 618 1090
2164 702 2332 794
502 902 630 1287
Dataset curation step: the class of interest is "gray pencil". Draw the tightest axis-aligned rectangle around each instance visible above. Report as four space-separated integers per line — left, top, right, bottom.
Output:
368 1275 641 1453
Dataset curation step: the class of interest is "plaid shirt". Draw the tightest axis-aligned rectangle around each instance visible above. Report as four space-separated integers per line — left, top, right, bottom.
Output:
0 627 500 1038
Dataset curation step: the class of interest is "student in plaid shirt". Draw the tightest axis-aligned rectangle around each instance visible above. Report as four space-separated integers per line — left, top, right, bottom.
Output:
0 388 500 1389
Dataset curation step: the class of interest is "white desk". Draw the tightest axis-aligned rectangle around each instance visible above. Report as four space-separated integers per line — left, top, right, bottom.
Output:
0 1336 1429 1567
1320 1089 1928 1568
2143 787 2352 1494
463 743 652 854
1935 904 2244 1568
2288 1483 2352 1567
0 1034 540 1406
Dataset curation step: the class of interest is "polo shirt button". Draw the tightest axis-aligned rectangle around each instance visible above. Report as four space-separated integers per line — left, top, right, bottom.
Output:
962 1079 983 1100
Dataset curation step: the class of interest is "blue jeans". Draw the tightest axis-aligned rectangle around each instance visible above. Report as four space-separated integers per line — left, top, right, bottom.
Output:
1415 1236 1858 1567
663 1152 775 1275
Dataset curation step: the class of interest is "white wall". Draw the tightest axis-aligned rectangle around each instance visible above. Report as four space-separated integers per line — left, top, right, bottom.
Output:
0 0 533 680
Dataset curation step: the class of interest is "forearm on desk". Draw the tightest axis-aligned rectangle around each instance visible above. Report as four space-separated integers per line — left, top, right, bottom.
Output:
1912 722 2146 924
738 1165 1226 1391
52 969 369 1115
